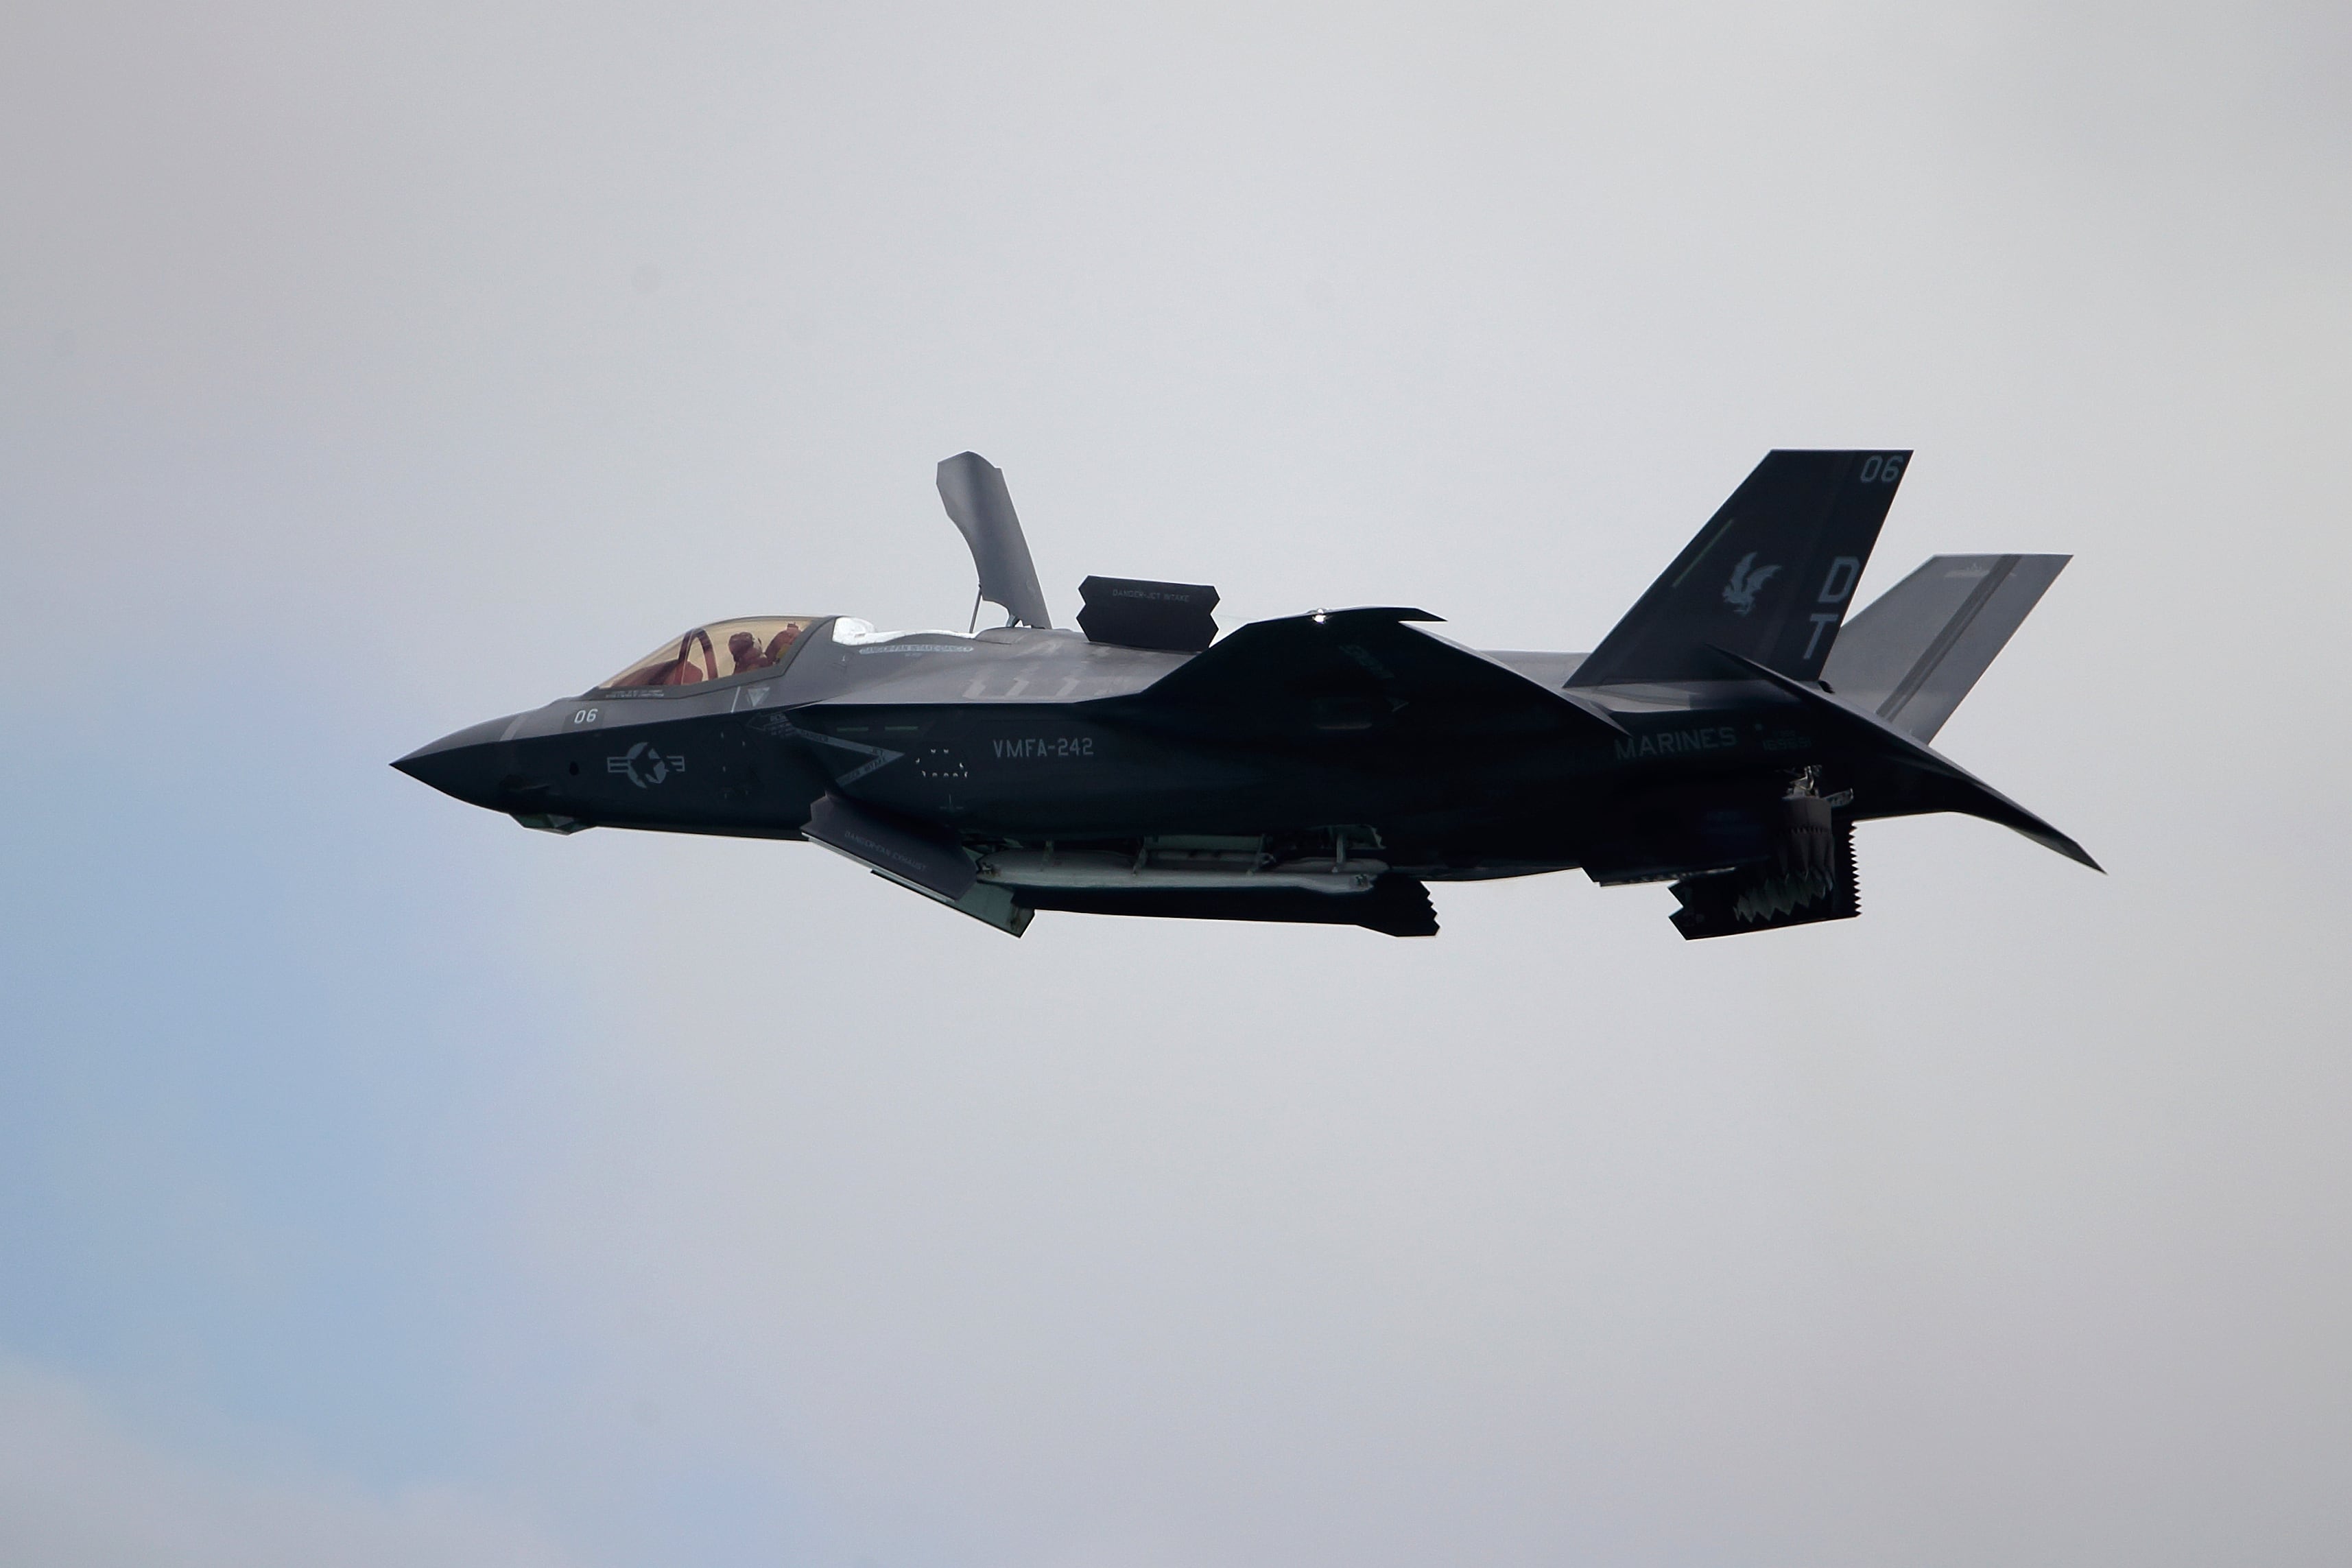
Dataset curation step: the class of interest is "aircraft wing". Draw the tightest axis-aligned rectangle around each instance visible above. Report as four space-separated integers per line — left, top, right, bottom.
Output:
1094 607 1624 741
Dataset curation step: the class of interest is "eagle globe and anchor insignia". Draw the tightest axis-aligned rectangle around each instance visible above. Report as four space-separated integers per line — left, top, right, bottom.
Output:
394 447 2100 942
607 741 687 788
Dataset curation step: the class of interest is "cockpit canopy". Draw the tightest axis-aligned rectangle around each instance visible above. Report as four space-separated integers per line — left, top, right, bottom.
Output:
595 616 822 690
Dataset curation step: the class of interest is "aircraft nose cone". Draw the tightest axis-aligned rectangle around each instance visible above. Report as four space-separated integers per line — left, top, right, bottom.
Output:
392 717 514 809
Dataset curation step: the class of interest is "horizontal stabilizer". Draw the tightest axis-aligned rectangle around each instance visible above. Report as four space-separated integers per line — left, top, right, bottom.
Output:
1713 648 2100 871
1822 554 2069 742
1105 607 1625 739
1572 450 1910 687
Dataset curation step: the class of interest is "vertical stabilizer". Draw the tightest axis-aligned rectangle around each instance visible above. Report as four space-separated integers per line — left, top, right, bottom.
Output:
1822 554 2069 742
1569 450 1910 687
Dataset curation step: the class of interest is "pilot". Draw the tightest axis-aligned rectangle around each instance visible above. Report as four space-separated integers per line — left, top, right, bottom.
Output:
728 630 778 675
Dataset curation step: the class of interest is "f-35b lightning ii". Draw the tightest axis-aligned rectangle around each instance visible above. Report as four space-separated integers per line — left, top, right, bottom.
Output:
394 449 2096 938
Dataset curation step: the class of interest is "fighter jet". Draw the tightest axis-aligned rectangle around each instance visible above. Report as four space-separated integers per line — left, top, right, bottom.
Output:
394 449 2095 938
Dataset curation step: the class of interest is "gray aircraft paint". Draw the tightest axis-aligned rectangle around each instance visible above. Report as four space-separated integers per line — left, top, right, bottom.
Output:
396 449 2093 940
1822 553 2071 742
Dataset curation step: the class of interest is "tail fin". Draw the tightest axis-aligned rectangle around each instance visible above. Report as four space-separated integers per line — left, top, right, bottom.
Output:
1568 450 1910 687
1820 554 2069 743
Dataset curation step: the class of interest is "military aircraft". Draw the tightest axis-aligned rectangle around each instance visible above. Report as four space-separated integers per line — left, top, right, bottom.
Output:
394 449 2095 938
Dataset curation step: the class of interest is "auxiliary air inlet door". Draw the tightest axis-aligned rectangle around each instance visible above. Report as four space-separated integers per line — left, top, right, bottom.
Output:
1076 576 1220 652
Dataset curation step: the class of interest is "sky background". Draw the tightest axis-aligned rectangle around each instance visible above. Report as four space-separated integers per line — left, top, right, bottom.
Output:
3 2 2349 1564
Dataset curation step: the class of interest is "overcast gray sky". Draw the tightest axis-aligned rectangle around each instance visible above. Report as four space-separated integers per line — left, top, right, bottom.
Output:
4 3 2349 1565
